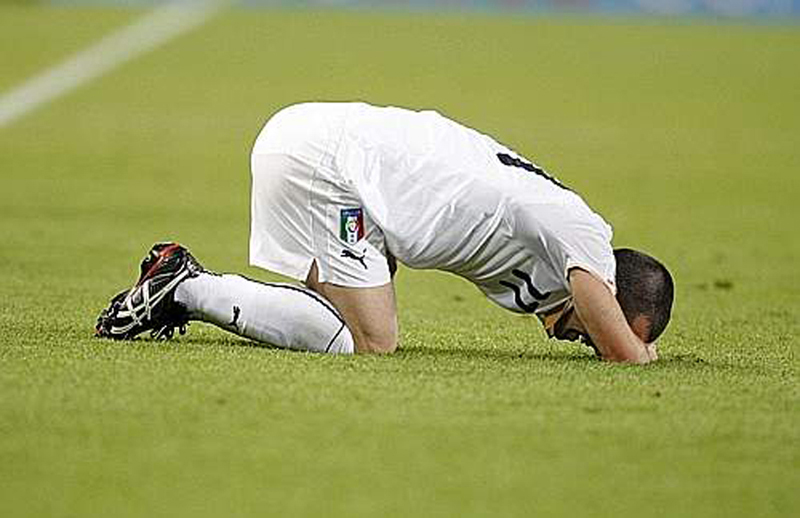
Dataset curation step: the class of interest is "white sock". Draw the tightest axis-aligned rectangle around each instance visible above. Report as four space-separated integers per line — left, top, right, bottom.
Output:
174 273 354 354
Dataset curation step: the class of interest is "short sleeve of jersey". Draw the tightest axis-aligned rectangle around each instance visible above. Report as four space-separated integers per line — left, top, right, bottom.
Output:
560 230 617 296
515 200 617 296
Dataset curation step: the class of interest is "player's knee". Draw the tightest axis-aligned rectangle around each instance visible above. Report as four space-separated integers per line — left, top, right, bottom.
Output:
355 335 398 354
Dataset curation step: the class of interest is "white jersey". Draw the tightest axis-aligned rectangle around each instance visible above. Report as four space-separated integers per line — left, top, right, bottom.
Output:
252 102 616 317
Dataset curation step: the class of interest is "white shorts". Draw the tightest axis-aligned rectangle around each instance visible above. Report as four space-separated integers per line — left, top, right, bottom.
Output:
249 105 391 288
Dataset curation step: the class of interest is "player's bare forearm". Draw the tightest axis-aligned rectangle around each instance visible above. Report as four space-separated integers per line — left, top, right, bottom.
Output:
569 269 656 364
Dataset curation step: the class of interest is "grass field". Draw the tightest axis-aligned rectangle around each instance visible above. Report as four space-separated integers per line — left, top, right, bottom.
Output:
1 4 798 517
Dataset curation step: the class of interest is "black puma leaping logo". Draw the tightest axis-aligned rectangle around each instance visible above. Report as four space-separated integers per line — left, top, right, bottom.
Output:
341 249 368 270
227 305 241 330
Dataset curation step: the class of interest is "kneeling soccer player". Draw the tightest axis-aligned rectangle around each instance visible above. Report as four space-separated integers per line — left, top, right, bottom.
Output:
96 102 674 364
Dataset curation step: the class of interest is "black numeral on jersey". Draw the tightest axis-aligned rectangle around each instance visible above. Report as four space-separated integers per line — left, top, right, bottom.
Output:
497 152 570 191
500 269 551 313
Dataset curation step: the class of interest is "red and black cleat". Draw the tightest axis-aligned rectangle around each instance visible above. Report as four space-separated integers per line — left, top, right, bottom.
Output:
95 242 204 341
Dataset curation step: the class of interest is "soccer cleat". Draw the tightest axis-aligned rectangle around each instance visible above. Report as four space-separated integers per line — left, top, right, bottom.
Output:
95 242 204 340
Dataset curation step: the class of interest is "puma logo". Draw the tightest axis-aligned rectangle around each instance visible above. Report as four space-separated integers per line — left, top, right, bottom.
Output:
227 305 241 330
341 249 368 270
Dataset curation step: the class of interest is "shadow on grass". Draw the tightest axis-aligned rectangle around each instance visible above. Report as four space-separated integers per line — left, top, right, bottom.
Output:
188 334 726 366
396 347 731 371
182 334 596 364
220 337 712 369
160 333 594 364
396 346 598 364
85 331 738 373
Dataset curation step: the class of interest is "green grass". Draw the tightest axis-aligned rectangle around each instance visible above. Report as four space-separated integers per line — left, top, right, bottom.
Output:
1 5 798 518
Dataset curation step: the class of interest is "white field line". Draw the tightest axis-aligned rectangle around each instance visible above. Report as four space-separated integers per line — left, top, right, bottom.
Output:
0 0 230 129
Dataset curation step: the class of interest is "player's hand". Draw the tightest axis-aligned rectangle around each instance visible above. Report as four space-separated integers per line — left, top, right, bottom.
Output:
643 342 658 362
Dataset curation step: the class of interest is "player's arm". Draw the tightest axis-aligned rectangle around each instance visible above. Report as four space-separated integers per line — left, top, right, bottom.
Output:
568 268 656 364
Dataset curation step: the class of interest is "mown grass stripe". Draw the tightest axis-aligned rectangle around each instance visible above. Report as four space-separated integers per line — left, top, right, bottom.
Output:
0 0 230 129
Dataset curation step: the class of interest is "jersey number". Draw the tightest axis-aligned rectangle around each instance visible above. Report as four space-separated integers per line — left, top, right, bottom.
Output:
497 153 570 191
500 269 551 313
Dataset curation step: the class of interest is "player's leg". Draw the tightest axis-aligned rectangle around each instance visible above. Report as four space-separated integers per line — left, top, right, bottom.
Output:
175 271 354 354
305 261 398 353
96 109 372 354
95 242 354 354
249 143 398 353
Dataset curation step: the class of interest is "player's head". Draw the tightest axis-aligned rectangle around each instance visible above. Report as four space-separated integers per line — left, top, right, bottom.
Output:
613 248 674 344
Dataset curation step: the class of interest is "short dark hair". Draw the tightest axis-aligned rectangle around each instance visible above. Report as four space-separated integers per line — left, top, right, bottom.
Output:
614 248 674 343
